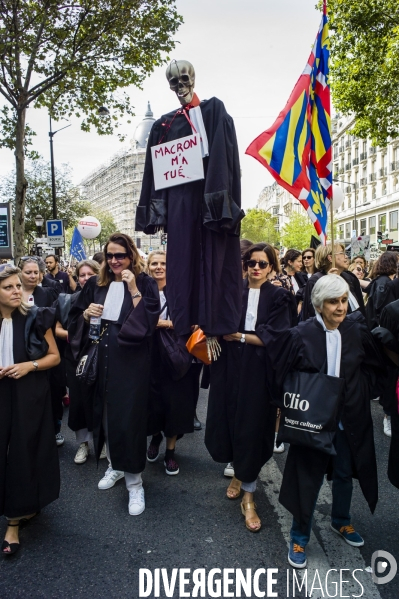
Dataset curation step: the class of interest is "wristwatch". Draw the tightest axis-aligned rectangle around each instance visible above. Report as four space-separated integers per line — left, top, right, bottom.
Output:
32 361 39 371
240 334 246 344
131 290 142 299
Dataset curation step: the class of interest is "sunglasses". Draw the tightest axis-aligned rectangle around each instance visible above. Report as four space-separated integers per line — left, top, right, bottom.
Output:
245 260 270 269
106 252 128 261
355 267 364 273
303 255 313 260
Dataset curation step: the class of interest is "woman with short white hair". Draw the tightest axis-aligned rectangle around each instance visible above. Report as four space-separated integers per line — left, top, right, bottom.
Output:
273 274 385 569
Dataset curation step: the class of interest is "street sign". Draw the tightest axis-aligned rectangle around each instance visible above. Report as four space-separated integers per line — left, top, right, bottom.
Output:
0 203 13 259
46 219 64 238
48 235 65 247
381 239 393 245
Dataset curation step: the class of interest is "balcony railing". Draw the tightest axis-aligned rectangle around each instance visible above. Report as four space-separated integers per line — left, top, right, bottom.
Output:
369 173 377 182
360 152 368 161
379 167 387 177
391 161 399 172
360 177 367 186
352 157 359 166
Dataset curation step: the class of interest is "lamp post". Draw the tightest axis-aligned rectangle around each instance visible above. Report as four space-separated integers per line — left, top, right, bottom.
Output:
34 214 44 237
49 116 71 219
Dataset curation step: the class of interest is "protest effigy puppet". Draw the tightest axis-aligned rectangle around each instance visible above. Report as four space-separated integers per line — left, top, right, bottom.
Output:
135 60 244 342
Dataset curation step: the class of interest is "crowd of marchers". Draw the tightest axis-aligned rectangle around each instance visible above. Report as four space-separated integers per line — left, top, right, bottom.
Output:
0 233 398 571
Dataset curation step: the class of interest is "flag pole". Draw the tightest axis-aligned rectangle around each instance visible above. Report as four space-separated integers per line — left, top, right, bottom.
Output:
330 195 335 268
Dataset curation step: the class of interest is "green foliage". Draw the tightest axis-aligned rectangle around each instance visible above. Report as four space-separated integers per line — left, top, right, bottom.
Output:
0 0 183 146
240 209 280 245
328 0 399 144
0 159 87 247
280 212 317 250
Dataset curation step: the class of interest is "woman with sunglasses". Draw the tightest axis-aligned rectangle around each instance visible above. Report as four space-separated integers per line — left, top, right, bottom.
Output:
205 243 297 532
301 248 317 278
68 233 159 516
0 265 60 556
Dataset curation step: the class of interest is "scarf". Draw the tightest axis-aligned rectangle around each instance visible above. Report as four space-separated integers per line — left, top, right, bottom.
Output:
0 318 13 367
102 282 125 322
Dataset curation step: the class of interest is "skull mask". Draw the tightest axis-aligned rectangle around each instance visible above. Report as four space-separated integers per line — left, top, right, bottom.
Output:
166 60 195 106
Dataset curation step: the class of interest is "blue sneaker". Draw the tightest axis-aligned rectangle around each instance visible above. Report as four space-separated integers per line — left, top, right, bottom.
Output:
288 540 307 568
330 523 364 547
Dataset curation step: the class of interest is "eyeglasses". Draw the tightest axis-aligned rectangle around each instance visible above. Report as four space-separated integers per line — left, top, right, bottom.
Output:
20 256 40 263
355 267 364 273
303 255 313 260
245 260 269 269
106 252 128 261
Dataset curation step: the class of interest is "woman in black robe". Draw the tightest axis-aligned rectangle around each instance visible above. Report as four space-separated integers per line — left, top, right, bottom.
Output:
273 275 385 569
54 260 100 465
146 251 201 475
205 243 297 532
68 233 160 516
0 265 60 555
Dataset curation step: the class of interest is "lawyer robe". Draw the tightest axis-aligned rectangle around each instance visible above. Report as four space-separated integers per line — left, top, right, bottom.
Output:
205 280 297 482
68 274 160 473
0 308 60 518
135 97 244 337
273 313 385 532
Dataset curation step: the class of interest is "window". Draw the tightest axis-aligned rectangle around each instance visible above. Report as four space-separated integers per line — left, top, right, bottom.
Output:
339 224 344 238
360 219 366 234
345 223 351 238
348 196 351 209
390 211 398 232
272 206 279 215
378 214 387 232
372 187 377 200
369 216 376 235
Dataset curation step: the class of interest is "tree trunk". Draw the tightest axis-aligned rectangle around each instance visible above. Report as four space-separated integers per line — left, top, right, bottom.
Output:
14 107 28 263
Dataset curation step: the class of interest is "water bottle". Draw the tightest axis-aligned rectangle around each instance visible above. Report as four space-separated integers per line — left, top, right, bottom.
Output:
89 316 101 340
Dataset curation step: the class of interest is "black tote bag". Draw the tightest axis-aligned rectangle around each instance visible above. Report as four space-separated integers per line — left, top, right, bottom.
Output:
157 302 192 381
277 368 345 455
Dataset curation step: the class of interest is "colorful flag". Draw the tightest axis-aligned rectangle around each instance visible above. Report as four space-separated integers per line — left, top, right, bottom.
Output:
246 1 331 243
70 227 86 261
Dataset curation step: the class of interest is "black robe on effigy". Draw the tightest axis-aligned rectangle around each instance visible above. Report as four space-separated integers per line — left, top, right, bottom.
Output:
68 274 160 473
0 308 60 518
272 313 385 532
205 280 297 482
135 97 244 337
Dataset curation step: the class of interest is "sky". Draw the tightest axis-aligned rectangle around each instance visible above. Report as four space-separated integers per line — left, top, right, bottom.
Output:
0 0 322 210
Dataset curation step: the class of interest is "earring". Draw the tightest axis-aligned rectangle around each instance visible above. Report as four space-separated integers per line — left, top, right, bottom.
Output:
109 267 112 273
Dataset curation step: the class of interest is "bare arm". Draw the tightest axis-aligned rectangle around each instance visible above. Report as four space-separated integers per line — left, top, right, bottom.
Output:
0 328 60 379
55 320 68 340
223 332 264 347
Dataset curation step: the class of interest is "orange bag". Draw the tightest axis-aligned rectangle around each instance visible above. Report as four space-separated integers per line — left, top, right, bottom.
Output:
186 328 211 365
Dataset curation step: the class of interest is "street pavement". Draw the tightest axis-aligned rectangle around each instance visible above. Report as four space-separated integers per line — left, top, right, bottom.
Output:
0 392 398 599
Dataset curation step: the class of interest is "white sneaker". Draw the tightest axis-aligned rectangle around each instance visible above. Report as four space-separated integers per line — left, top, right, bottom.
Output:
98 465 124 490
55 433 65 446
224 462 234 477
74 443 89 464
383 416 392 437
274 432 285 453
128 486 145 515
100 444 107 459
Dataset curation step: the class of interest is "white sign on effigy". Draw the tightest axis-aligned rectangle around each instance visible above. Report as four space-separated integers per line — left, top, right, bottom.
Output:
151 133 204 190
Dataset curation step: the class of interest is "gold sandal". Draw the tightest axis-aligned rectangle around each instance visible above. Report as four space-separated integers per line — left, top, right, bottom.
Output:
226 476 242 500
241 501 261 532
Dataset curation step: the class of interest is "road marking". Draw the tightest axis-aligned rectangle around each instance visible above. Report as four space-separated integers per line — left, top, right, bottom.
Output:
259 458 383 599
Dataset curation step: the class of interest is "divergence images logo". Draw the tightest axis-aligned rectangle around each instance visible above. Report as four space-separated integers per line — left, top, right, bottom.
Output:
371 551 397 585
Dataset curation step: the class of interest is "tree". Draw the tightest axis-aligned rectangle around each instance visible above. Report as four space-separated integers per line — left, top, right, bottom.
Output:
280 211 317 250
0 158 87 251
0 1 182 259
240 209 280 245
328 0 399 144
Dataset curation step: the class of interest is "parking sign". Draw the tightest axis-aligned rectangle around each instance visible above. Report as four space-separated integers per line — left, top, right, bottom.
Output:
46 219 64 237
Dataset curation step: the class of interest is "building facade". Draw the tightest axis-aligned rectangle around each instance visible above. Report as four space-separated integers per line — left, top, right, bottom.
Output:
332 115 399 245
257 181 302 233
80 103 163 253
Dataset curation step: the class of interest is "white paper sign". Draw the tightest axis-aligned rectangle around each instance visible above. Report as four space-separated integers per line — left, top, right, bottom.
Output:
151 133 204 190
351 235 370 261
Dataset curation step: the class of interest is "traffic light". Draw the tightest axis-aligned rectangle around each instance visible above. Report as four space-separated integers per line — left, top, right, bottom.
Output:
161 233 167 246
377 231 383 244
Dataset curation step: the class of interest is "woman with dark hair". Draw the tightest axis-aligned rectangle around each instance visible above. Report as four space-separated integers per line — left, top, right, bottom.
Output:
282 249 308 294
365 251 399 330
68 233 160 515
205 243 297 532
265 245 293 292
0 265 60 555
146 251 201 475
301 248 317 278
55 260 101 464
